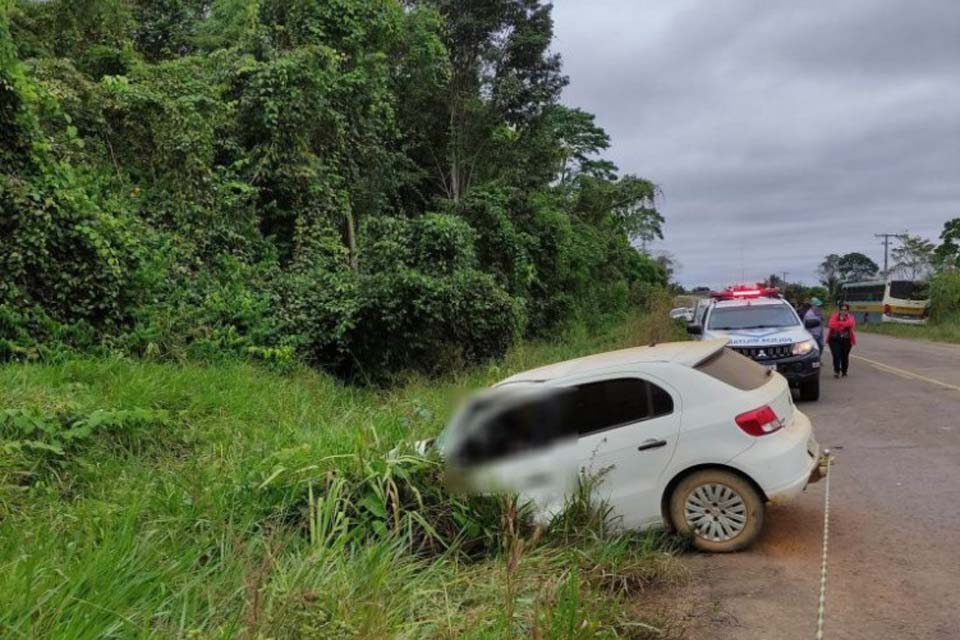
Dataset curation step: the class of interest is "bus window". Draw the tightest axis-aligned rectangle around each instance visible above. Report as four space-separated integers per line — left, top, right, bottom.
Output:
888 281 929 302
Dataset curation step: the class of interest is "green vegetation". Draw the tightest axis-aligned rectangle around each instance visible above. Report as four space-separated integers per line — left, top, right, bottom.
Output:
0 310 687 639
930 271 960 322
1 0 669 379
1 4 691 635
857 321 960 345
817 253 881 301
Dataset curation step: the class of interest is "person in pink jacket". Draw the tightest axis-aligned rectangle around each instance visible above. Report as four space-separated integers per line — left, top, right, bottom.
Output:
825 303 857 378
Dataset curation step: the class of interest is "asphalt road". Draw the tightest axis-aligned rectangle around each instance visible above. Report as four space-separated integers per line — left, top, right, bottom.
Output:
668 332 960 639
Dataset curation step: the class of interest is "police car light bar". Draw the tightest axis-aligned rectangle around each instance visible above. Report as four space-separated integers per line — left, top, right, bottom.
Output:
711 284 781 300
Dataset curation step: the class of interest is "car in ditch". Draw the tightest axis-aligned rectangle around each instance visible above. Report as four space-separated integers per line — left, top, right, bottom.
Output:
439 339 826 552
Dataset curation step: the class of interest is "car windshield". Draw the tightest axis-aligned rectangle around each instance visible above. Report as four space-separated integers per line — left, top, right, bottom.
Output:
708 305 799 330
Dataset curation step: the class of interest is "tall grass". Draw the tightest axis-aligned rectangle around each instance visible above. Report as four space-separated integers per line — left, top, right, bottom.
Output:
0 309 687 639
857 321 960 344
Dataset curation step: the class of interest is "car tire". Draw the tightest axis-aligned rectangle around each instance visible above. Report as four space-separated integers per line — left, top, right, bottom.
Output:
799 378 820 402
669 469 765 553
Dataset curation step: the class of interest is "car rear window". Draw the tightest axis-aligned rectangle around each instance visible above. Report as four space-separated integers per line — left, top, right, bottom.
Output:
694 348 771 390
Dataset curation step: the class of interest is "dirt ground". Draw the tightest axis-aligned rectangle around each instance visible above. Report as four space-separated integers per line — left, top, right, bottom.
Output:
652 332 960 639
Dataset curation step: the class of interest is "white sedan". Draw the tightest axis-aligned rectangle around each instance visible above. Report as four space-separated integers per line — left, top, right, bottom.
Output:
441 339 825 552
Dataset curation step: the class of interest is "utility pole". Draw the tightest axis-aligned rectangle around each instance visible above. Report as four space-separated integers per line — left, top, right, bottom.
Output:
874 232 907 280
781 272 789 285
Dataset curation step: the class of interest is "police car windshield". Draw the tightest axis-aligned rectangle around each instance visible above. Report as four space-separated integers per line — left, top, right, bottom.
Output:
708 305 799 330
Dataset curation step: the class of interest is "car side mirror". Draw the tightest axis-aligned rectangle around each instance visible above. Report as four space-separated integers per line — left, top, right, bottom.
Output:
686 323 703 336
804 317 822 329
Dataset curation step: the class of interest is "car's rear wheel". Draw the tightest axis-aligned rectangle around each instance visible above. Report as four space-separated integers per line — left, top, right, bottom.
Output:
669 469 764 552
799 378 820 402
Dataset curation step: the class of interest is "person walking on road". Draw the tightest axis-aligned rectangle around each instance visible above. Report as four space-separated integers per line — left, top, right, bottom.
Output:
825 302 857 378
804 297 825 352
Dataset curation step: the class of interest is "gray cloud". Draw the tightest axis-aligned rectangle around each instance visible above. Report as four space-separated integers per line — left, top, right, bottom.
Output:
552 0 960 286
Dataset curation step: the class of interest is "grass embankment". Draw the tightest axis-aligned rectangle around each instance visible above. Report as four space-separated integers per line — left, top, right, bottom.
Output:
857 319 960 345
0 312 688 639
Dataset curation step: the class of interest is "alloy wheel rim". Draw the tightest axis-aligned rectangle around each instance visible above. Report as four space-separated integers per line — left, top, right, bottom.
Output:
684 483 747 542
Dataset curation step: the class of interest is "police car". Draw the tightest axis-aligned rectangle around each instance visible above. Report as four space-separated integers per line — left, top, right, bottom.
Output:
687 285 822 401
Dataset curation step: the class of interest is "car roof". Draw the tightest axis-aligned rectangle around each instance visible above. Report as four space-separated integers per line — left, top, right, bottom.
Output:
711 296 789 308
496 339 727 385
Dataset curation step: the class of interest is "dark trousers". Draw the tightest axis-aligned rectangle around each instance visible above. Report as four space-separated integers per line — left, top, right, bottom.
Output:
829 337 852 374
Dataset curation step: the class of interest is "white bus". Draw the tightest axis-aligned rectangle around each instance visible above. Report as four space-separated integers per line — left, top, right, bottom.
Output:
881 280 930 325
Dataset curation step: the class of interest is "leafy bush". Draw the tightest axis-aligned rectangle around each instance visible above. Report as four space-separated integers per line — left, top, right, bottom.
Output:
2 0 669 382
120 250 283 362
275 224 358 369
0 173 145 328
453 188 534 296
1 406 170 490
930 271 960 322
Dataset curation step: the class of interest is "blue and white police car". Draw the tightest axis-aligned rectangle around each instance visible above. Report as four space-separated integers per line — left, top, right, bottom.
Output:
688 285 822 401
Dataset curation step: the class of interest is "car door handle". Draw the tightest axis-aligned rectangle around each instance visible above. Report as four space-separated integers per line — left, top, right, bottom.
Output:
637 439 667 452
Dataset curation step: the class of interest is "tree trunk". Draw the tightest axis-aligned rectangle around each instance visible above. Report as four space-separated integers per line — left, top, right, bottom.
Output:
345 208 358 272
449 103 461 203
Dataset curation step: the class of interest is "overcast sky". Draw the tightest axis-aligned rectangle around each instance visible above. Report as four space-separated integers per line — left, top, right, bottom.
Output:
551 0 960 287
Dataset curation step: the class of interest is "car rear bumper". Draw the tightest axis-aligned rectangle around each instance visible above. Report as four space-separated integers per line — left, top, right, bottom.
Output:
807 452 830 484
730 409 821 503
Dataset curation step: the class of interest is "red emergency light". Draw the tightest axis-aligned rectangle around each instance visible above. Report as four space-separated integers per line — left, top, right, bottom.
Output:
711 284 781 300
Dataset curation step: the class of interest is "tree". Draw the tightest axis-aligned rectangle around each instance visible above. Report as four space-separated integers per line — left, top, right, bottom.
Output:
545 105 616 184
571 174 663 247
655 252 679 284
765 274 785 289
817 254 842 300
2 0 670 374
818 252 880 300
934 217 960 271
836 252 879 283
130 0 211 61
418 0 568 201
891 234 935 280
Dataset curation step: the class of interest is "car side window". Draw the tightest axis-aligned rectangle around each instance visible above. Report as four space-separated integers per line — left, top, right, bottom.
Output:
573 378 675 437
650 383 673 418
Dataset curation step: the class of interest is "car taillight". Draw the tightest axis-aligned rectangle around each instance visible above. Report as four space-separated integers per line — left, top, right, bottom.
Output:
883 304 891 315
921 306 929 319
735 405 783 436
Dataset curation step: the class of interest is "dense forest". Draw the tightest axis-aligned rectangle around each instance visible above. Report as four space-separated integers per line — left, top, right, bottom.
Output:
0 0 667 379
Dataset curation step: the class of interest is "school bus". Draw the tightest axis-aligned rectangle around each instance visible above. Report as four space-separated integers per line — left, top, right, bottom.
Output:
882 280 930 325
838 281 885 324
838 280 931 325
